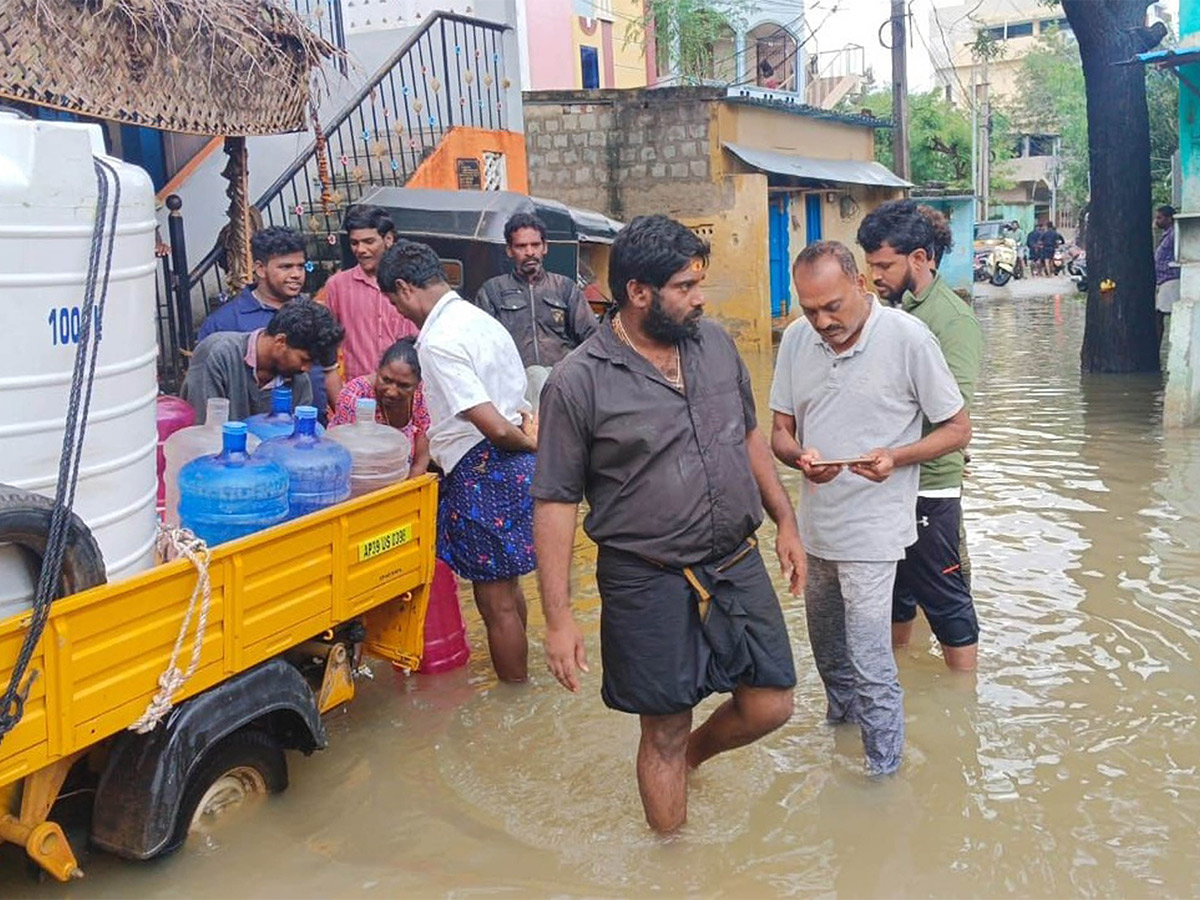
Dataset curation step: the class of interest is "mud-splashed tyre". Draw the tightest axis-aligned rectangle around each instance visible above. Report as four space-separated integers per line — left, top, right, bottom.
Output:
170 729 287 849
991 269 1012 287
0 483 106 601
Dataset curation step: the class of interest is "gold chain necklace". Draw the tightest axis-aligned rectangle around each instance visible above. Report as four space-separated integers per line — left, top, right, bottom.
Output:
613 312 684 392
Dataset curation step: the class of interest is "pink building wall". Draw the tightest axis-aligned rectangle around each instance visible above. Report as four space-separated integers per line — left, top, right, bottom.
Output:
525 0 578 90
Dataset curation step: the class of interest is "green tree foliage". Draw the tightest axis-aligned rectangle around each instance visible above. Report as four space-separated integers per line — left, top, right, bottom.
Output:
627 0 748 83
852 89 976 190
1009 29 1177 212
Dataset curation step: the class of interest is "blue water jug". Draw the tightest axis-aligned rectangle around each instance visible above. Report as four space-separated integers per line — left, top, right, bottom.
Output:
256 406 352 519
245 386 324 442
178 422 289 546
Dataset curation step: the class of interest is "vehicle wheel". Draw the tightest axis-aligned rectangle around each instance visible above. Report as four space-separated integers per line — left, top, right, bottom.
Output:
991 269 1012 287
171 729 287 846
1076 279 1088 293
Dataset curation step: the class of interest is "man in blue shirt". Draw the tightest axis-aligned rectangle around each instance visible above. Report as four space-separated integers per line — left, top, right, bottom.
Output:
196 226 330 419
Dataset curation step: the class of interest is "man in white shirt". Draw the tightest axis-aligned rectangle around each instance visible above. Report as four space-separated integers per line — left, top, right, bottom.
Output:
377 240 538 683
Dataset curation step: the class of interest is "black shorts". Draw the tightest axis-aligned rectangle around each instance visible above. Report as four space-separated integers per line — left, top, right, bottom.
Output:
892 496 979 647
596 540 797 716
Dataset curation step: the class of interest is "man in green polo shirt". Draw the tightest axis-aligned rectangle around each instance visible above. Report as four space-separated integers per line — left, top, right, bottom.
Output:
858 200 984 671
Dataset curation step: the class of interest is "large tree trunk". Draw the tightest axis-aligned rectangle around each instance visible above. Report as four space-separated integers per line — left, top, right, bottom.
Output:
1063 0 1161 373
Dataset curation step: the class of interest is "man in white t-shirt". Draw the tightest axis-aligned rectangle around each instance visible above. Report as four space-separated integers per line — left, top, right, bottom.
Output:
377 240 538 683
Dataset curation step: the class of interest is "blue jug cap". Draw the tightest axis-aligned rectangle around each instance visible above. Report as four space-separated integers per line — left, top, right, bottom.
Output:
223 422 248 436
271 385 293 413
296 405 318 420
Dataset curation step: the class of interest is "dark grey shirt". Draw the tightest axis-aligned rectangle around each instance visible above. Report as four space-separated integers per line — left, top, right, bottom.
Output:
475 269 598 368
181 331 313 424
532 317 763 568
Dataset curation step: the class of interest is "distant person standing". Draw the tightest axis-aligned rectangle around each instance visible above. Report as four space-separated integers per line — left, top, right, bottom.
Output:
1026 223 1045 276
320 205 419 413
475 212 598 371
1040 221 1064 275
1154 204 1180 346
859 200 984 671
378 240 538 684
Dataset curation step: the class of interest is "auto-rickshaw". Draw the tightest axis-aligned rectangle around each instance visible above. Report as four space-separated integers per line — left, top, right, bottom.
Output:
352 187 622 316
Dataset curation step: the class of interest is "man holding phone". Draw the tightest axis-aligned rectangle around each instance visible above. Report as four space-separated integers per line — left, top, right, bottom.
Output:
769 241 970 776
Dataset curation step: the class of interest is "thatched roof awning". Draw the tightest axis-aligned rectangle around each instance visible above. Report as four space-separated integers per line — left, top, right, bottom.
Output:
0 0 338 135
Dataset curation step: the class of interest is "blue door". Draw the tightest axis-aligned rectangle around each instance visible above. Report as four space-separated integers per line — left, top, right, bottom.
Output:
768 194 790 317
805 193 823 244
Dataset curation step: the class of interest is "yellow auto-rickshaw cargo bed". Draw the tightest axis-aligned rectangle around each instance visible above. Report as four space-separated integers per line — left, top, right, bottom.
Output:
0 474 438 789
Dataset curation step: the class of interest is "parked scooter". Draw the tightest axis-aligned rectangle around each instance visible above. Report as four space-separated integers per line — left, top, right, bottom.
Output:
975 242 1017 286
1066 247 1087 293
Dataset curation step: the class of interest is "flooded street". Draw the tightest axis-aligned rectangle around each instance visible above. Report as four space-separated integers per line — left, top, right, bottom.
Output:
5 281 1200 897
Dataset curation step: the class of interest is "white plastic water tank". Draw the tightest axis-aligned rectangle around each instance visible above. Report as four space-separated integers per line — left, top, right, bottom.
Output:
0 115 159 616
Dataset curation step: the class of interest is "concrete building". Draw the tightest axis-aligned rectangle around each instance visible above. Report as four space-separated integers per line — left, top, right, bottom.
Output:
514 0 820 99
1163 6 1200 427
930 0 1072 107
523 86 906 352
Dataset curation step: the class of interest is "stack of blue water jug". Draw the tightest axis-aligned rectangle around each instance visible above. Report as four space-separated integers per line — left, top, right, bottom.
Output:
177 389 352 547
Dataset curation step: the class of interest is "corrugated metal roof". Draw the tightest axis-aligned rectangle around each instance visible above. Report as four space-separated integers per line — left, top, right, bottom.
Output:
723 143 912 188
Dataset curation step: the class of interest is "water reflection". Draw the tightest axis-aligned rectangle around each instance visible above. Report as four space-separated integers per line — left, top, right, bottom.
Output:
3 289 1200 897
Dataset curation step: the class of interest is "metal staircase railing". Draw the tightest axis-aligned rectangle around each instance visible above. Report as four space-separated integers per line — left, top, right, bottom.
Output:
155 11 512 389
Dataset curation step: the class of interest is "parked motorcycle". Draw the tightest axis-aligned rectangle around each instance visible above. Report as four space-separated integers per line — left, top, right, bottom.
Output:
1066 248 1087 293
973 220 1019 286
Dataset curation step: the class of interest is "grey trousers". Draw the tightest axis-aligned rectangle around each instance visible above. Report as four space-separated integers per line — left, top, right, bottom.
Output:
804 555 904 775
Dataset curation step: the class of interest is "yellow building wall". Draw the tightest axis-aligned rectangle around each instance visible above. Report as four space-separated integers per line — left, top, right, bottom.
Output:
611 0 649 89
715 104 877 162
679 174 773 355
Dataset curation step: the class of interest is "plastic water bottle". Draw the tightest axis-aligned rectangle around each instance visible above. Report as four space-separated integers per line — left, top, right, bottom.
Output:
245 386 299 442
156 395 195 518
326 398 412 498
178 422 289 546
163 398 260 525
256 406 352 519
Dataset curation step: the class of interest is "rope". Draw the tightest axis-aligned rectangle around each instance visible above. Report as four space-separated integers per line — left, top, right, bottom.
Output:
0 158 120 744
127 525 213 734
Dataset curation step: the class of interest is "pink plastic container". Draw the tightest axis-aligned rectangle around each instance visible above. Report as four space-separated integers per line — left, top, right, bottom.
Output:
156 396 195 517
417 560 470 674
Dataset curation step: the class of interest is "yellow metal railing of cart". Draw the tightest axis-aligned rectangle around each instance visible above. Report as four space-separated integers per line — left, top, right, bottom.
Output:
0 473 438 790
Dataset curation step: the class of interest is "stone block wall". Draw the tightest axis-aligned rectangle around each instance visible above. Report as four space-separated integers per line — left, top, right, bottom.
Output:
523 87 725 222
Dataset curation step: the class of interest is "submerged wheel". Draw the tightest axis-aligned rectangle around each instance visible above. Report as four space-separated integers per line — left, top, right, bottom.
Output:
991 268 1012 287
172 730 287 846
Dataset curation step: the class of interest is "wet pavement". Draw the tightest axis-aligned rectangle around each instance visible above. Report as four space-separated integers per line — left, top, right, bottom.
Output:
4 279 1200 898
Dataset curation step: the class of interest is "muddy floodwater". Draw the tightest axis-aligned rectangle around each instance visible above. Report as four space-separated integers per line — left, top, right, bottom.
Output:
4 282 1200 898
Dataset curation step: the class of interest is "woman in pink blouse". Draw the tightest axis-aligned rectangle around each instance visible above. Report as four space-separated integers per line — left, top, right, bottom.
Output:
331 337 431 475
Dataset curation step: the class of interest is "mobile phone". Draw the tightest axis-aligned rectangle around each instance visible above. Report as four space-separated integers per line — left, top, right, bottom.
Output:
808 457 874 467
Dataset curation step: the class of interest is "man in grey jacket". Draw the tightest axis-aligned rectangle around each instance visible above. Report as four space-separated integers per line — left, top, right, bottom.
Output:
181 298 344 423
475 212 597 369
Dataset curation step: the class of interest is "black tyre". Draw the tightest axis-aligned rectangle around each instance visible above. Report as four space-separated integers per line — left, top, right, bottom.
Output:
170 729 287 849
0 483 105 600
991 268 1012 287
1076 279 1088 293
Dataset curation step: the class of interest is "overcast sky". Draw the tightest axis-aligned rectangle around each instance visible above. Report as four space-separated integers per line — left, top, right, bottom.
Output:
811 0 1181 94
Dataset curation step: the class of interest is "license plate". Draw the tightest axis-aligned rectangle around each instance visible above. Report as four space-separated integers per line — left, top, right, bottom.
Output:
357 524 413 562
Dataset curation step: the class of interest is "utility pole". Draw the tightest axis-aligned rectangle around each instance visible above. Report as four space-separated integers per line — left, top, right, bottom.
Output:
890 0 910 181
979 55 990 219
